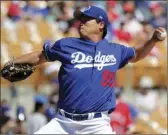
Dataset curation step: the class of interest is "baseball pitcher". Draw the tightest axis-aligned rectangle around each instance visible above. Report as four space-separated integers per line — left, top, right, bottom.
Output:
1 6 167 134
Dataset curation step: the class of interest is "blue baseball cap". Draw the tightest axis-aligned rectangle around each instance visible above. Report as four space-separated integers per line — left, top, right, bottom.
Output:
34 94 48 104
73 6 109 26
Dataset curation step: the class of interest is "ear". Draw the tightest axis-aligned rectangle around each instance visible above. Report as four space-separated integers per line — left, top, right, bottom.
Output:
99 22 105 30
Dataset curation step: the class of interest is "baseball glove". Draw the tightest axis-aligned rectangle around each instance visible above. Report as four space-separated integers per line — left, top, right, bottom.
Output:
1 61 36 82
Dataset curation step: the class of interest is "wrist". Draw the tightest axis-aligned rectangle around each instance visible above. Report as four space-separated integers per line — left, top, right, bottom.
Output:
150 38 159 43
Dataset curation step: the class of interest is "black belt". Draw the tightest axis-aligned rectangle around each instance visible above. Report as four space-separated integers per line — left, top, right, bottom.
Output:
58 109 103 121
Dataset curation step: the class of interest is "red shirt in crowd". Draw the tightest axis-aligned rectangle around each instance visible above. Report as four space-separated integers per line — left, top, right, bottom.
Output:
8 2 21 17
114 29 132 43
110 100 132 134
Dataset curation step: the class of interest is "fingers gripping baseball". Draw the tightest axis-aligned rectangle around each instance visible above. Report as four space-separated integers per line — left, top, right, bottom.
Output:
152 27 167 41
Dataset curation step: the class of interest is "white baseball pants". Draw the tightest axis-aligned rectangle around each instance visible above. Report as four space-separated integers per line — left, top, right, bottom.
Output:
34 112 115 134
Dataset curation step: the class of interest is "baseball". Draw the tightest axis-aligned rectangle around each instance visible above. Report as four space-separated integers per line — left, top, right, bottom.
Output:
157 30 167 40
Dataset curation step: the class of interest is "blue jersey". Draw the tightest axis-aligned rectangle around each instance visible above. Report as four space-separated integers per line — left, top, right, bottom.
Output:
43 37 135 113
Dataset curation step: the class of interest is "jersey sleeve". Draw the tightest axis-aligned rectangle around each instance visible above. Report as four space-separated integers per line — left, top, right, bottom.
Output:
119 45 136 69
43 39 64 62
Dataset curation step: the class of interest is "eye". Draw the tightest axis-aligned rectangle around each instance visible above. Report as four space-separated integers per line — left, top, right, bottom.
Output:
80 16 95 23
80 18 87 23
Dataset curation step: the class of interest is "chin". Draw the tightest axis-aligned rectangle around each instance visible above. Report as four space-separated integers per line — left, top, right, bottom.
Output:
79 32 86 37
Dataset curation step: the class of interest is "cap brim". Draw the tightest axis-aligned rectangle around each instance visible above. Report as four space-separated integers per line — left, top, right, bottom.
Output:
73 10 84 20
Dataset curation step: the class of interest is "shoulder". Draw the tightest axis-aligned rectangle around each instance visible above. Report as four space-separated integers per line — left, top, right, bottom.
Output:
107 42 125 51
56 37 78 46
111 42 131 48
108 41 124 47
59 37 78 43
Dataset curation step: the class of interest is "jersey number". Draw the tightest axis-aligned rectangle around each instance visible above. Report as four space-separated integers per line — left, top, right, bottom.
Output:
101 70 116 88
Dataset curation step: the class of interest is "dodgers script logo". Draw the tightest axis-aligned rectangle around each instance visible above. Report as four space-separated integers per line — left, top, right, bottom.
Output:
71 51 116 70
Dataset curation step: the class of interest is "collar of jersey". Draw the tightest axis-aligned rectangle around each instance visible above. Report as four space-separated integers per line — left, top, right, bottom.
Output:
80 38 107 45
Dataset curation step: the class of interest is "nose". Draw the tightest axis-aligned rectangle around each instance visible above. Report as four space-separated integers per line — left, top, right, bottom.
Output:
80 23 84 27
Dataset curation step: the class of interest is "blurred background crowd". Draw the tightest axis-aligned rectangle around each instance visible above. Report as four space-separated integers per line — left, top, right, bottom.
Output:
0 0 167 134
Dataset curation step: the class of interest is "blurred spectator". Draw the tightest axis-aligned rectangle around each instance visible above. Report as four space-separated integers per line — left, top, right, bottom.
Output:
16 105 26 122
122 12 143 37
64 19 80 37
127 104 139 123
134 1 152 22
91 1 106 10
114 22 132 43
75 1 93 9
0 115 16 134
14 119 26 134
110 87 133 134
0 99 11 117
45 2 59 22
106 1 120 29
46 1 75 33
45 90 59 122
1 1 17 30
149 2 166 28
22 1 49 21
27 94 47 134
134 76 160 115
7 1 21 21
123 1 135 14
56 1 74 21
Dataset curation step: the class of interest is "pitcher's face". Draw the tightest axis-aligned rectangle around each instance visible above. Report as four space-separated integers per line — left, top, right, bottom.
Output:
78 15 103 38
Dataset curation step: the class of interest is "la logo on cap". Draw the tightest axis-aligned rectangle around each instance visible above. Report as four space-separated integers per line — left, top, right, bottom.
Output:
99 16 103 19
81 6 91 12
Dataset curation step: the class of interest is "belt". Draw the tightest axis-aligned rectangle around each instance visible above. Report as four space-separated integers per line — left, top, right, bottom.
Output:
58 109 103 121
